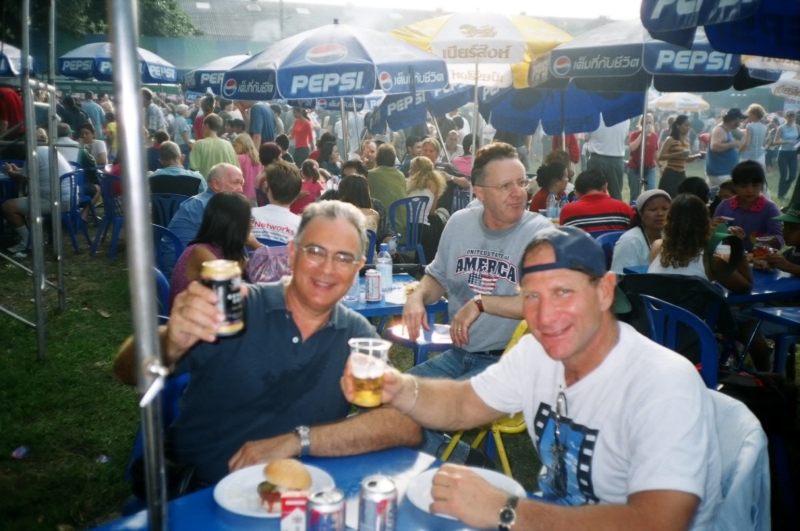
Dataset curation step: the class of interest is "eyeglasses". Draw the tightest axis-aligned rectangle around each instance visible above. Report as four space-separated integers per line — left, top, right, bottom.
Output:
298 244 358 270
476 178 530 194
548 387 569 499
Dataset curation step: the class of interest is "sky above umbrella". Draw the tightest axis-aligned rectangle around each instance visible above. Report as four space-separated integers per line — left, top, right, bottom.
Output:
286 0 641 19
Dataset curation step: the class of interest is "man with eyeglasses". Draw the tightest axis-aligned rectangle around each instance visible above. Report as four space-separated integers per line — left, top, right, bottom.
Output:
114 201 421 487
401 142 552 466
352 226 721 531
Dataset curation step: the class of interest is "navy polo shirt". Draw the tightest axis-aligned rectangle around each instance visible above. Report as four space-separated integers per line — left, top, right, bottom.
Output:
169 281 378 484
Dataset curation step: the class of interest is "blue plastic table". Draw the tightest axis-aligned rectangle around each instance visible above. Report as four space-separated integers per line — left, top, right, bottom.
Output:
346 274 448 332
0 174 18 202
621 266 800 304
90 448 487 531
750 306 800 329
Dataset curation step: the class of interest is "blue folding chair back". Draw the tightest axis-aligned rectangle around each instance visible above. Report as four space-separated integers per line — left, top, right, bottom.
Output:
153 225 185 277
594 230 625 269
58 171 93 253
640 294 719 389
389 196 429 265
68 160 83 170
91 171 125 258
452 189 471 212
256 188 268 207
151 193 190 226
590 229 623 240
154 266 171 323
365 229 377 265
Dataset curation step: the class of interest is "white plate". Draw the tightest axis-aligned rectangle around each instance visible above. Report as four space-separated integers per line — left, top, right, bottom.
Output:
213 464 335 518
406 467 526 519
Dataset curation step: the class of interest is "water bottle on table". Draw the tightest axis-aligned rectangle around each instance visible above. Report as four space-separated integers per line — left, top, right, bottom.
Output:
376 243 393 292
546 192 558 219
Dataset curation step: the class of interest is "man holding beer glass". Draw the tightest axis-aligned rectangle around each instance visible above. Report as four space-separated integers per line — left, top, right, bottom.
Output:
344 227 721 531
115 201 420 486
401 142 552 464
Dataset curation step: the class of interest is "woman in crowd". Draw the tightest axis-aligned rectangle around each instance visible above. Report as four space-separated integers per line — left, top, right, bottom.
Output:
289 107 314 166
319 140 342 176
77 122 108 166
764 116 781 172
677 176 710 205
59 96 88 139
290 160 325 214
657 115 702 199
626 113 659 200
407 156 448 261
739 104 768 168
337 174 381 234
708 180 736 216
712 160 783 251
610 190 671 275
528 161 569 212
451 133 474 177
233 133 262 206
256 142 283 201
773 110 799 200
169 192 250 307
309 132 337 162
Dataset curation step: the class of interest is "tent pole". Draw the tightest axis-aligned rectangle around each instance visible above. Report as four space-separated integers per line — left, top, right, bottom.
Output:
340 98 350 162
561 91 566 156
639 77 652 195
469 62 479 197
48 0 65 312
109 0 168 529
430 110 450 163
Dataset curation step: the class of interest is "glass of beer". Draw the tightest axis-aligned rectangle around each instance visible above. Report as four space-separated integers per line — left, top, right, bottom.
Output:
349 338 391 407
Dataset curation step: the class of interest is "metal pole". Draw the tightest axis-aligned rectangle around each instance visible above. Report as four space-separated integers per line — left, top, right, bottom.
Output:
561 91 566 156
469 62 479 196
352 97 361 144
48 0 65 311
279 0 284 40
340 98 350 162
639 77 652 193
429 110 450 163
22 0 47 361
108 0 168 529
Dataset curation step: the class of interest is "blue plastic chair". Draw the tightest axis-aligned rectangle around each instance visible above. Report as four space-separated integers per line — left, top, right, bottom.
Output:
256 237 286 247
366 229 377 265
452 189 471 212
387 324 453 366
153 225 184 277
594 230 625 269
640 295 719 389
73 170 99 225
589 229 624 240
256 188 268 207
68 161 83 170
154 266 171 324
56 171 93 253
151 193 190 227
389 196 429 265
91 171 124 258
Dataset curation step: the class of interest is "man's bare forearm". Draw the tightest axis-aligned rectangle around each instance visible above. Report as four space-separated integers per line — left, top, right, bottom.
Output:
113 326 184 386
414 274 447 305
309 407 421 456
483 293 523 319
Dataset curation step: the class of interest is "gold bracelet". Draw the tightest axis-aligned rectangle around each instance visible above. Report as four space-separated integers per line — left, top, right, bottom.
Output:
399 376 419 415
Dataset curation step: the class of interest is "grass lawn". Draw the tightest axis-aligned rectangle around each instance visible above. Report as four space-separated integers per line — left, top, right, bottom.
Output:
0 159 796 529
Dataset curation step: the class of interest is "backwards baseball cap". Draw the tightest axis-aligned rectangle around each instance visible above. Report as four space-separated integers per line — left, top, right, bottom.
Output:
774 202 800 224
520 226 631 313
724 108 746 121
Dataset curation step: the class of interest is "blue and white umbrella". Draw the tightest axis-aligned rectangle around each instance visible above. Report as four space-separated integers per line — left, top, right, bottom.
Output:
184 55 250 94
367 84 474 133
537 20 779 93
0 43 35 76
58 43 178 83
221 20 449 101
285 91 384 112
640 0 799 61
479 83 645 136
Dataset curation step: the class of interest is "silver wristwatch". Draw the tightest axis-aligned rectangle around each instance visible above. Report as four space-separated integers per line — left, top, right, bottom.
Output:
294 425 311 457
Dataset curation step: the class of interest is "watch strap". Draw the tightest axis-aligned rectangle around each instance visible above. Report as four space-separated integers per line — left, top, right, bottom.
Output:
294 426 311 457
498 495 518 531
473 295 485 313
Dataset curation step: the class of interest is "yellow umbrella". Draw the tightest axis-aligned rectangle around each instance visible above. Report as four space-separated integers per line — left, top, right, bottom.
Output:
390 13 571 89
651 92 710 113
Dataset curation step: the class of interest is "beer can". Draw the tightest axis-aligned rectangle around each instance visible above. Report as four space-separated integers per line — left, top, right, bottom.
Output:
358 475 397 531
308 489 346 531
200 260 244 336
364 270 382 302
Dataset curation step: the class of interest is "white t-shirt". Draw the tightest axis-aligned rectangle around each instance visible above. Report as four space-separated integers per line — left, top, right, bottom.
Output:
56 137 81 163
250 204 300 243
471 323 721 531
610 227 652 275
586 120 629 157
648 250 707 279
82 139 107 161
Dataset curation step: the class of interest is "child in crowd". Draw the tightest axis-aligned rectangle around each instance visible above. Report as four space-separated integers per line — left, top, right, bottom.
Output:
708 180 736 217
766 203 800 276
275 134 294 164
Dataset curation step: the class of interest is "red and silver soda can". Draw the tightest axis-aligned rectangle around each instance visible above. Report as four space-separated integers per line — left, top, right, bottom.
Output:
357 475 397 531
307 489 345 531
364 270 382 302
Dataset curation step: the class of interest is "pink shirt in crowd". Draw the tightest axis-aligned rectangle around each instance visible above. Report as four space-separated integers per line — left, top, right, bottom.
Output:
238 153 263 200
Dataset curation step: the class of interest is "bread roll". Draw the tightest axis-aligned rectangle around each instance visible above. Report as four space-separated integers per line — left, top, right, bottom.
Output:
264 459 312 490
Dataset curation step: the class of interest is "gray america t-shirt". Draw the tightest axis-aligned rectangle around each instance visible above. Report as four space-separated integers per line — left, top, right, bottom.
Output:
426 208 552 353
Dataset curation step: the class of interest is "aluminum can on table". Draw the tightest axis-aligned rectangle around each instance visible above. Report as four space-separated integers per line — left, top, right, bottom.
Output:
307 488 345 531
199 259 244 336
357 475 397 531
364 270 382 302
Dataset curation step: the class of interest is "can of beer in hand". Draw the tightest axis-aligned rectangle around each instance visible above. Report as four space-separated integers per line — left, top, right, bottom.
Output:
364 270 382 302
200 260 244 336
307 489 346 531
358 475 397 531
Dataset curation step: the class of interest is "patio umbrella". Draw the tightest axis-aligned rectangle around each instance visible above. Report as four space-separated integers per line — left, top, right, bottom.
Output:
183 54 250 94
0 42 35 76
222 20 449 154
770 71 800 100
650 92 710 112
58 42 177 83
640 0 800 61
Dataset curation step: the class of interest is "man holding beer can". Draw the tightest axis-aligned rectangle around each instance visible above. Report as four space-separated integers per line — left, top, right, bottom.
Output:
114 201 420 486
401 142 552 465
344 226 722 531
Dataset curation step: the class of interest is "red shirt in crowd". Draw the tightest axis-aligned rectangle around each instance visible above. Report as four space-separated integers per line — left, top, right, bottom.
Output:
193 114 205 141
529 189 567 213
551 134 580 164
290 179 325 215
626 131 658 171
0 88 24 137
559 192 634 233
292 119 314 149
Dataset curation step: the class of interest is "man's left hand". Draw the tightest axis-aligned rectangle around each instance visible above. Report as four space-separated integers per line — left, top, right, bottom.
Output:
450 298 480 348
228 433 301 472
430 464 508 529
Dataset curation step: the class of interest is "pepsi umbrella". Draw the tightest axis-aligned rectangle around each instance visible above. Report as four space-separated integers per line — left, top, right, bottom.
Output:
478 83 645 137
285 91 384 112
58 43 178 83
183 54 250 94
0 42 35 76
367 84 477 133
640 0 800 61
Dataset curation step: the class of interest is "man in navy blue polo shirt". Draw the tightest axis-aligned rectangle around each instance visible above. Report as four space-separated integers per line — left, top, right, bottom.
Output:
115 201 420 484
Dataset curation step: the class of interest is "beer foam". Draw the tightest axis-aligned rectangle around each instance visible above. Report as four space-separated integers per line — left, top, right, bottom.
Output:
351 354 386 379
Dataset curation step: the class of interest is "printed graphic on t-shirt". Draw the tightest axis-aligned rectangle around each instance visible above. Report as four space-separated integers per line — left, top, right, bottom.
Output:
250 217 296 243
454 249 518 295
533 403 599 506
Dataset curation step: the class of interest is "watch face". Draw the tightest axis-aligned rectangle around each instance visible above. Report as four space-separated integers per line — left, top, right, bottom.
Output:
499 507 515 524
